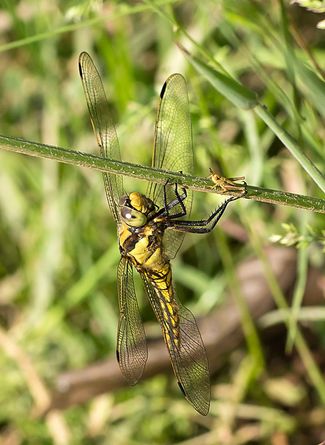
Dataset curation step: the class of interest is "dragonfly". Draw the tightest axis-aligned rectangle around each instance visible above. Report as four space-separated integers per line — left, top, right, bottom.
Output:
79 51 245 416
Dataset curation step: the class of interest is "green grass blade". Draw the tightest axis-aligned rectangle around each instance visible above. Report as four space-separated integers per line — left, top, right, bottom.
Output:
255 104 325 193
180 46 258 110
1 134 325 213
178 48 325 193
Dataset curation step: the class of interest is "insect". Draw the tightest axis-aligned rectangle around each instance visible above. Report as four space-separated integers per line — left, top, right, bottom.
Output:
208 168 246 194
79 52 245 416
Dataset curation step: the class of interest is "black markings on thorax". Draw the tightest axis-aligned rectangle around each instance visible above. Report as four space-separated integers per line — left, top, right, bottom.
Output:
120 231 139 253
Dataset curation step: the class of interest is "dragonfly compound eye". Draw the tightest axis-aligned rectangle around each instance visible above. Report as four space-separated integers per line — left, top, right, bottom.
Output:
120 206 147 227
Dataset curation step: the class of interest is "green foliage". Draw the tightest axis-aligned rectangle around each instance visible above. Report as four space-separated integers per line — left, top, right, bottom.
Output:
270 222 325 250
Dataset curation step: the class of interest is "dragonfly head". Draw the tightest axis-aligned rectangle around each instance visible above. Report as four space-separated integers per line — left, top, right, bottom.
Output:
119 192 156 227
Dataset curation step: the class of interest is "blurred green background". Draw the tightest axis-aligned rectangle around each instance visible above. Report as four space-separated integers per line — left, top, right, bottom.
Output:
0 1 324 444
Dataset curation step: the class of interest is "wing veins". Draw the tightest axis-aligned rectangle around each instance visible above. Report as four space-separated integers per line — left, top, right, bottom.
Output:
117 257 147 385
79 52 123 224
141 274 210 415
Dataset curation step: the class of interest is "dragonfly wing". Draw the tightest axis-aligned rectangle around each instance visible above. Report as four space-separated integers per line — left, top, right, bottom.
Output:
147 73 194 258
176 304 211 416
117 256 148 385
79 51 123 224
142 273 210 416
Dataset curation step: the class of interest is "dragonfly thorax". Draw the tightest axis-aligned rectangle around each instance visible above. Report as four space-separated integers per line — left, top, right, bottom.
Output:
119 192 156 228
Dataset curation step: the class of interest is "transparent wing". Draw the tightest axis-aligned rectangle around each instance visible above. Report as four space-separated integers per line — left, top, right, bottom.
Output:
147 74 194 258
141 273 210 416
79 51 123 224
117 256 148 385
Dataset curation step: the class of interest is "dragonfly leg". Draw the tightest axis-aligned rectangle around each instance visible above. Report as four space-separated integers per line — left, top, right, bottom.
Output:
171 182 187 217
154 180 188 219
168 195 240 233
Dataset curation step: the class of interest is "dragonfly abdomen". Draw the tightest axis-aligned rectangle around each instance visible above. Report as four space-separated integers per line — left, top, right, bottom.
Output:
146 265 181 349
120 221 181 349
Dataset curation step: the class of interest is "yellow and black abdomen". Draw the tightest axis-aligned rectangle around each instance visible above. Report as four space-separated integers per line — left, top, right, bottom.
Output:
119 221 180 348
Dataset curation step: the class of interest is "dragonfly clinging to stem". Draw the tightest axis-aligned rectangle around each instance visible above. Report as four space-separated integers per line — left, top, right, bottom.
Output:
79 51 246 416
